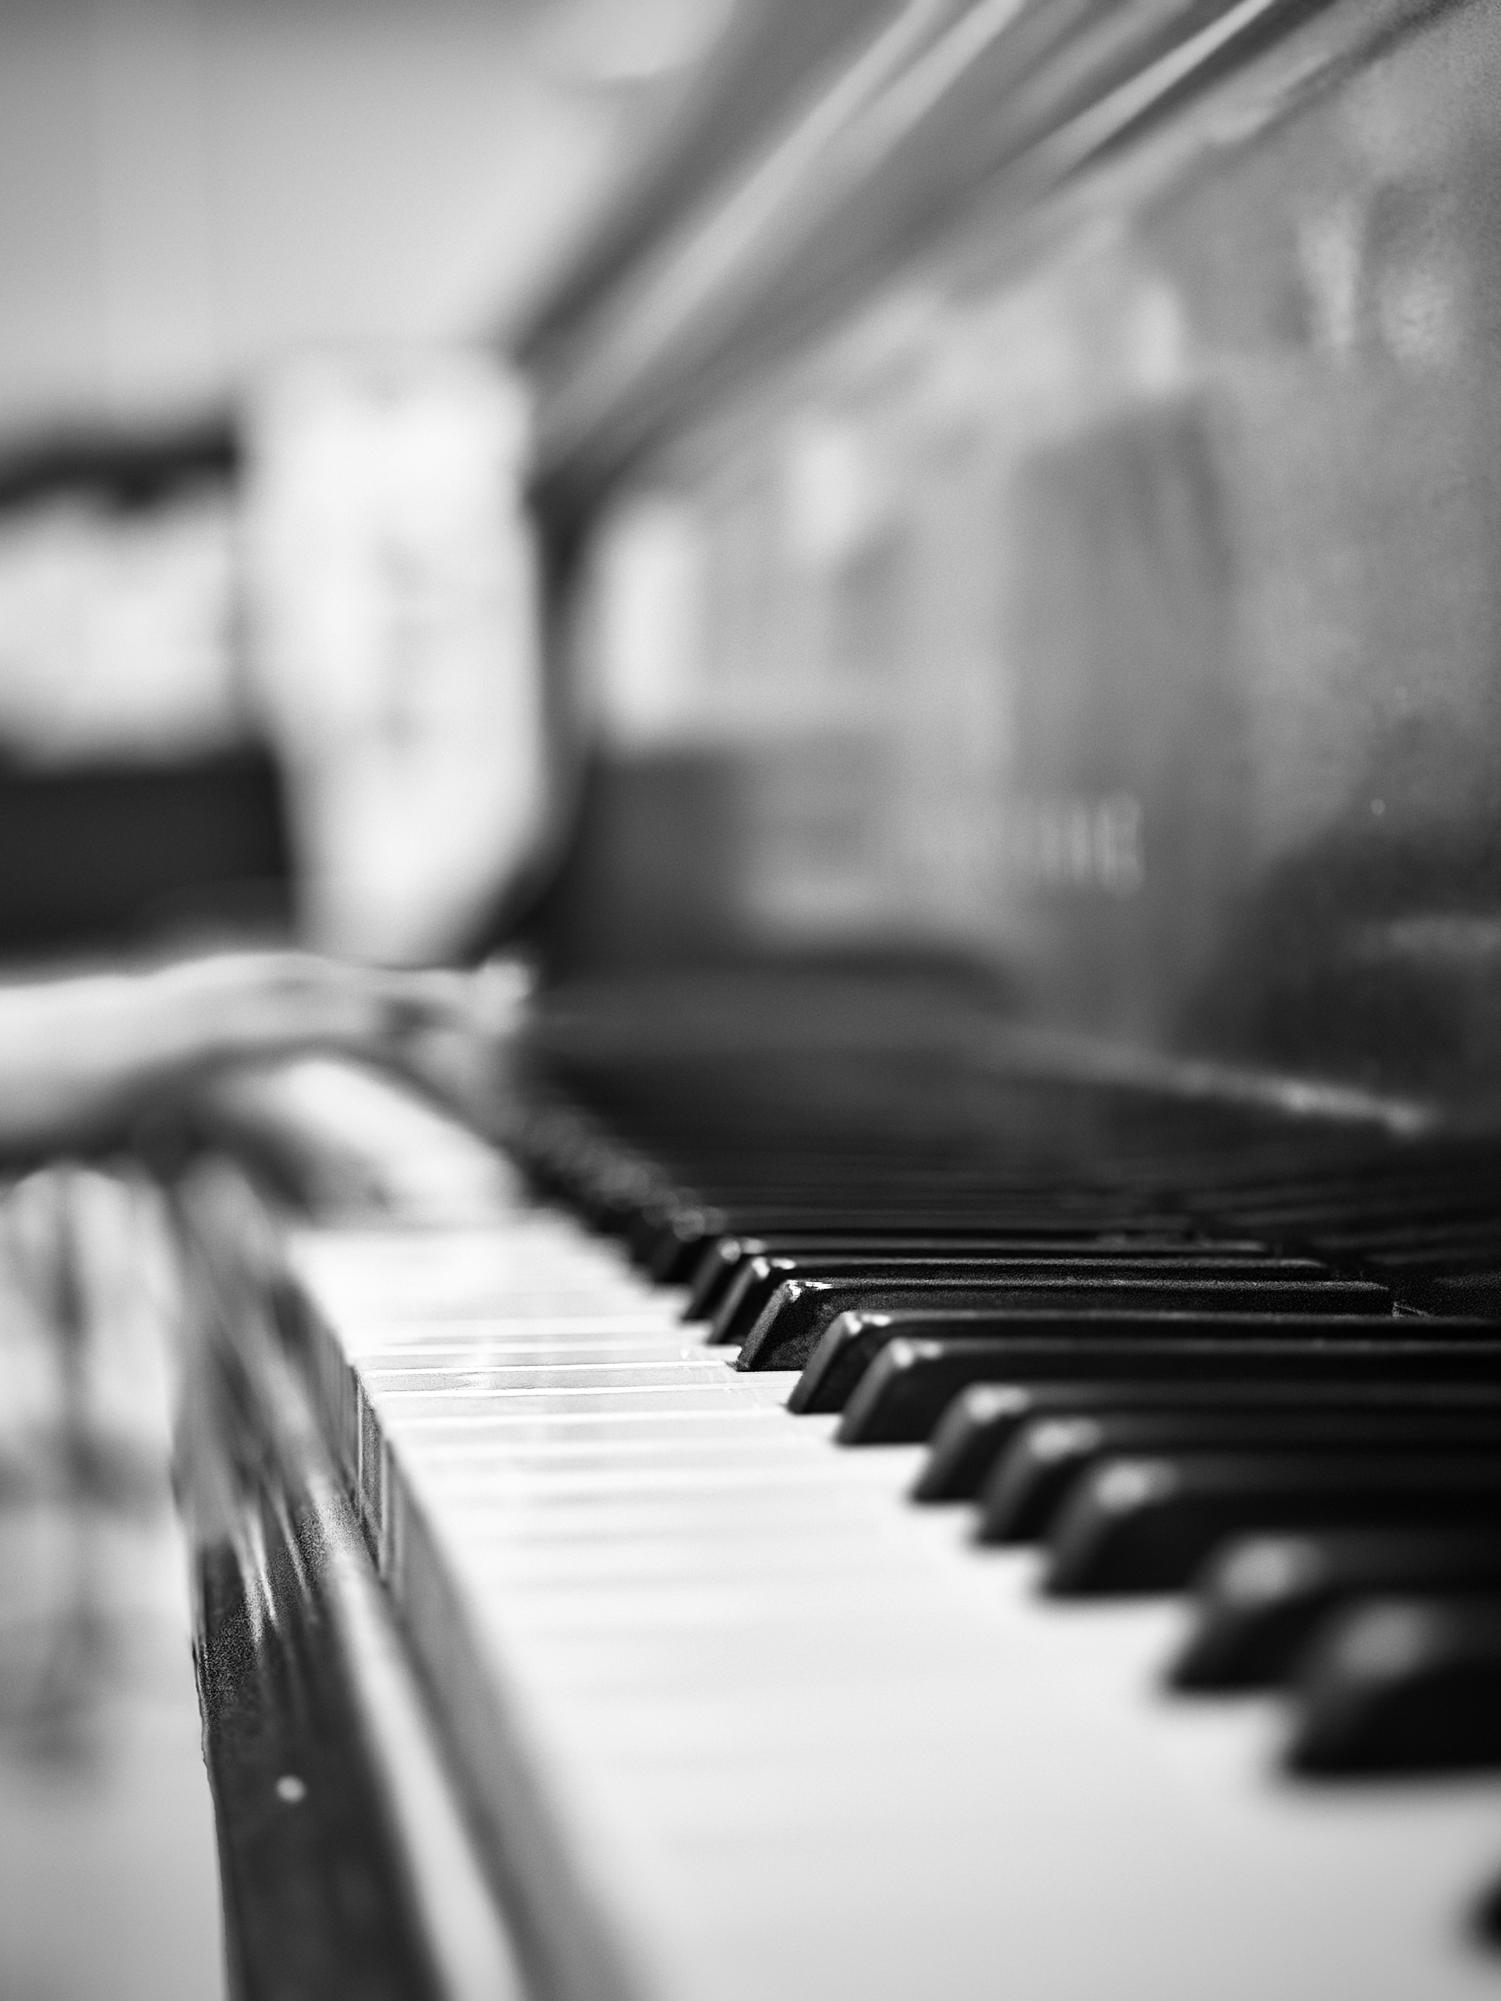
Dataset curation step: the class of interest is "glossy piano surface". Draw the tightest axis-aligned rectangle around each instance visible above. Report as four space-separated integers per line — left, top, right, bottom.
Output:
520 0 1501 1124
202 1051 1501 2001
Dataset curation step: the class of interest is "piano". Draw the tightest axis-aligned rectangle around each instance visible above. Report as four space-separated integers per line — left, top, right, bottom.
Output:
175 2 1501 1995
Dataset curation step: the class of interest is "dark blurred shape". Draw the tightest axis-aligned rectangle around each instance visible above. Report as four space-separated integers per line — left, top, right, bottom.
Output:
523 747 745 975
0 750 290 954
0 420 291 957
0 417 238 517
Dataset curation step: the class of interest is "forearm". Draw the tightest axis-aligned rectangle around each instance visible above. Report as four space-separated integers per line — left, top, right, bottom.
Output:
0 952 519 1154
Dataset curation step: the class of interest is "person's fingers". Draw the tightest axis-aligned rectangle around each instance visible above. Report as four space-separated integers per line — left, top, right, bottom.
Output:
140 951 530 1072
369 959 532 1043
0 951 531 1151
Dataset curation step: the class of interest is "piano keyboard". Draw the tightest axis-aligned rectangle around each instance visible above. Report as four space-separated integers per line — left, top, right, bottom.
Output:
208 1039 1501 2001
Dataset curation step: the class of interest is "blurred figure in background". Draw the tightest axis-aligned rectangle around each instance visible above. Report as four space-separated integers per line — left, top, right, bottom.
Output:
244 351 551 965
0 348 550 1151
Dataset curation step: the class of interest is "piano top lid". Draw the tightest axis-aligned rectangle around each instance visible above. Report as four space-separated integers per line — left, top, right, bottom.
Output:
516 0 1428 500
513 0 898 361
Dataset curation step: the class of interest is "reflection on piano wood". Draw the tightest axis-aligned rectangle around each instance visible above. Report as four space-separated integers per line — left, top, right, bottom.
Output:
191 1 1501 1994
0 1166 222 2001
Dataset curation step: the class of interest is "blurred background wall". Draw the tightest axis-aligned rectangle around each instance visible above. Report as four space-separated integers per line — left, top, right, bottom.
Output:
0 0 734 964
0 0 719 442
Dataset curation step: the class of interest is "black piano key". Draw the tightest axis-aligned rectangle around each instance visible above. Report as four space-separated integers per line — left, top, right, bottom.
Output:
648 1208 732 1281
1224 1187 1501 1226
743 1275 1394 1379
1172 1529 1501 1692
1358 1241 1501 1276
1043 1455 1501 1596
911 1384 1054 1499
784 1280 1401 1409
1228 1210 1427 1244
1417 1271 1501 1315
1473 1876 1501 1953
1317 1215 1501 1254
549 1146 667 1236
713 1256 1122 1349
836 1329 1501 1446
716 1256 1336 1352
1287 1599 1501 1775
685 1230 1265 1324
978 1412 1501 1547
711 1251 1334 1348
912 1380 1501 1502
625 1197 702 1265
648 1204 1184 1282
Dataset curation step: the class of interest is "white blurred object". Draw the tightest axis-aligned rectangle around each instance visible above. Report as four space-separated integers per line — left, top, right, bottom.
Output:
585 490 707 751
244 351 548 964
0 488 242 765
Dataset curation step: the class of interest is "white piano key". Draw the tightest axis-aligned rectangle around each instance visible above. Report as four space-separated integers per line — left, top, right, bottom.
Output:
283 1196 1501 2001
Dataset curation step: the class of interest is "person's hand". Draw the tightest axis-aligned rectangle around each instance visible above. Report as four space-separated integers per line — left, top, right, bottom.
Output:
0 950 527 1151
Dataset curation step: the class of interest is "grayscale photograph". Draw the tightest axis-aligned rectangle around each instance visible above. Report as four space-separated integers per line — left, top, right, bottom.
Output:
0 2 1499 1997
